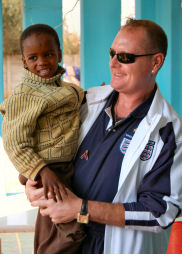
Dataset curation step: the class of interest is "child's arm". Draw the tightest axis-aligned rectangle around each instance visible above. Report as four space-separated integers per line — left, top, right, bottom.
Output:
0 91 48 179
0 84 83 185
39 166 67 201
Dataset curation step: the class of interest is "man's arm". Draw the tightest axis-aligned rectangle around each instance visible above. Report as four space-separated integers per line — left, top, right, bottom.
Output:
31 187 125 226
123 123 182 232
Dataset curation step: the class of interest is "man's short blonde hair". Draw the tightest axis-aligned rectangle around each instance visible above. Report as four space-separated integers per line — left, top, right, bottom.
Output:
121 18 168 57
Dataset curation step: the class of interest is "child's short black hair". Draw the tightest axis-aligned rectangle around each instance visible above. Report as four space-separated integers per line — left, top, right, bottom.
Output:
20 24 61 54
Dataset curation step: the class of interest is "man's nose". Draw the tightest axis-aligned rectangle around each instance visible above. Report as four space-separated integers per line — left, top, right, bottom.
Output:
109 55 120 67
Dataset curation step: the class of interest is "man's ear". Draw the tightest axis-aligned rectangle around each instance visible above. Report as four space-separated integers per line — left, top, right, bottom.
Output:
22 56 28 68
58 50 62 63
152 53 165 73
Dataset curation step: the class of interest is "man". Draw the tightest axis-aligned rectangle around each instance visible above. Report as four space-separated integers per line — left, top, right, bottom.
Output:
27 19 182 254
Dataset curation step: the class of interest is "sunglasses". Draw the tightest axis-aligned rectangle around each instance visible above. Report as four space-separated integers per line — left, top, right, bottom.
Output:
109 48 158 64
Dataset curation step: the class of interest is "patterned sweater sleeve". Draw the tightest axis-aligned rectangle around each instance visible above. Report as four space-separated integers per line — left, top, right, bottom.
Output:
0 92 47 180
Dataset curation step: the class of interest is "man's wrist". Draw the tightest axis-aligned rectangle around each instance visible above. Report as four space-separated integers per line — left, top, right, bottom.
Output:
77 199 89 224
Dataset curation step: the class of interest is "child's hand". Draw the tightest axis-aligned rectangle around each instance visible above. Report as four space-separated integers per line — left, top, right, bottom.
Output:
39 166 66 202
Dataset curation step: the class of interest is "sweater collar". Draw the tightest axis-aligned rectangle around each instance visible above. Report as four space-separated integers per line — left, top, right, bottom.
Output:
23 66 65 84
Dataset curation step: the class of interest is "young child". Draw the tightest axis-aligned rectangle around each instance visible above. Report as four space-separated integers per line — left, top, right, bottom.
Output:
0 24 86 254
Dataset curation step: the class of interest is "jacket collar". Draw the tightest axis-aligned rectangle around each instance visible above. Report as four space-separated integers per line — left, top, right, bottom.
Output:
86 85 113 105
86 84 162 114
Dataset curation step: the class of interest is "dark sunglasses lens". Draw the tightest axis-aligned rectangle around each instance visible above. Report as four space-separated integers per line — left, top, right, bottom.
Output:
109 49 136 64
118 53 135 64
109 49 116 58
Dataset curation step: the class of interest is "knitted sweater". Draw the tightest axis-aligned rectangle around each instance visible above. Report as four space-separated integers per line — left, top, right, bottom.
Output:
0 68 84 180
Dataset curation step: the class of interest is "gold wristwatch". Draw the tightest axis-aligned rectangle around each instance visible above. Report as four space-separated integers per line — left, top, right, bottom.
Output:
77 199 89 224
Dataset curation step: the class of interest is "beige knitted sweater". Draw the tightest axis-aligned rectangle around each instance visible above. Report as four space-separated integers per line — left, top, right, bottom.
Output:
0 68 84 180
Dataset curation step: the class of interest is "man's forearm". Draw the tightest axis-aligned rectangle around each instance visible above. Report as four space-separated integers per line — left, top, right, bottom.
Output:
87 200 125 227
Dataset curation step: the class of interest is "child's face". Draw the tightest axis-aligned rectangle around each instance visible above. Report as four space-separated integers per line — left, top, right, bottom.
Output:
22 33 62 78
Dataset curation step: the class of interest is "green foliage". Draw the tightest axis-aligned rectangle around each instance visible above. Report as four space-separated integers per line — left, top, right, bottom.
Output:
63 19 80 55
2 0 22 55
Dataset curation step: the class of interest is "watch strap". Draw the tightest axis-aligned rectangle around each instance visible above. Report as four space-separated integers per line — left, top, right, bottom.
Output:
80 199 88 215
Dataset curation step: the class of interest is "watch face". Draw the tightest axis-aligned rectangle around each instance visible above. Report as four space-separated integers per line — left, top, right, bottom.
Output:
77 213 89 224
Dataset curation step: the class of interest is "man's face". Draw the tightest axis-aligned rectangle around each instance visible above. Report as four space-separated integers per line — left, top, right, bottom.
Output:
22 33 62 78
109 27 155 96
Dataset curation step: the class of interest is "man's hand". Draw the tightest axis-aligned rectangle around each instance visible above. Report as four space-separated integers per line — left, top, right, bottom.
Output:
39 166 66 202
31 188 82 224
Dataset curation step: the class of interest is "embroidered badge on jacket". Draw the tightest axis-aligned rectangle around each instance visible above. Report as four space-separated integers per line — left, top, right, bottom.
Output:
140 140 155 161
80 150 89 160
120 134 132 155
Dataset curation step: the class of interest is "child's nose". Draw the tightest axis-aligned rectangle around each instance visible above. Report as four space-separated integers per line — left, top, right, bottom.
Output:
38 56 48 65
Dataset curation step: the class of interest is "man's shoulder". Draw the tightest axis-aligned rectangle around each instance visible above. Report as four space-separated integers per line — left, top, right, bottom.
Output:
151 87 181 122
158 93 182 142
86 85 113 103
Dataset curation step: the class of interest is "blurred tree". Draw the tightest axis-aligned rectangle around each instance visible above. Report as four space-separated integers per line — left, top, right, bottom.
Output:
2 0 22 55
63 18 80 55
2 1 80 56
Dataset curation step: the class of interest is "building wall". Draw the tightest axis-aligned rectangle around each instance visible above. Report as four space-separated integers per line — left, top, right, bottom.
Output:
80 0 121 89
135 0 182 116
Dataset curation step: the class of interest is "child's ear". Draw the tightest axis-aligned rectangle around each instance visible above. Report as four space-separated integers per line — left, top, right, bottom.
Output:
22 56 28 68
58 50 62 63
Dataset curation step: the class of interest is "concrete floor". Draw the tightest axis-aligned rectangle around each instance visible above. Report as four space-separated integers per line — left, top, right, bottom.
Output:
0 232 34 254
0 193 37 254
